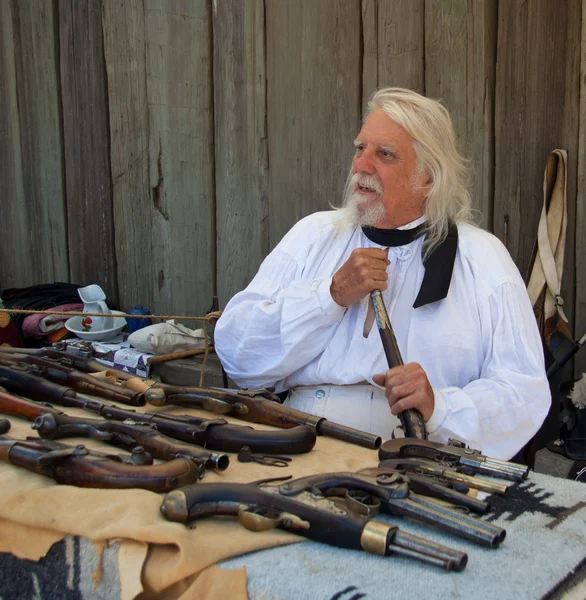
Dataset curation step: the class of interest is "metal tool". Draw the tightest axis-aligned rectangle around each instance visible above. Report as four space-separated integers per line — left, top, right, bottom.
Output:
237 446 292 467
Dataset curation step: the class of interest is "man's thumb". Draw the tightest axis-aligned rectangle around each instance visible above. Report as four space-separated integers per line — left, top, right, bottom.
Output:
372 373 385 387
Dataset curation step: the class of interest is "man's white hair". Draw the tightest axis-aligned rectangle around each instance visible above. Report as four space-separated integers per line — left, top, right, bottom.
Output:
345 87 474 260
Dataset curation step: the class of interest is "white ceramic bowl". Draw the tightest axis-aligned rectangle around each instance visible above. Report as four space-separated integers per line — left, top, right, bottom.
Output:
65 310 127 342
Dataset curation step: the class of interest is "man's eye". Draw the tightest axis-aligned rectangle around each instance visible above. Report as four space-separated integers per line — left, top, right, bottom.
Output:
380 150 394 159
355 145 365 153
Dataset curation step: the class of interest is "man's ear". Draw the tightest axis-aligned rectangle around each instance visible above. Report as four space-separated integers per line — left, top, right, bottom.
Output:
419 169 433 195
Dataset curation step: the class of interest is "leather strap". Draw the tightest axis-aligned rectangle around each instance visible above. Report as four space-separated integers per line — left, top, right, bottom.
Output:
526 149 568 322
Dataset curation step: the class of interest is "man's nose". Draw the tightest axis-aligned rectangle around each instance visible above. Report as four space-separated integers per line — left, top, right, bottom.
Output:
353 148 375 174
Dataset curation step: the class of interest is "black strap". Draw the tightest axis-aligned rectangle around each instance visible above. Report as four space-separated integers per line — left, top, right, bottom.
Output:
361 222 459 309
361 224 425 247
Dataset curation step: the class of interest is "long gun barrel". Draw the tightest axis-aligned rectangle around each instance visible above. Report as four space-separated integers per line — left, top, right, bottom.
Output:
0 430 200 492
279 472 506 548
0 369 316 455
369 291 427 439
0 357 144 406
379 438 529 482
144 385 381 450
161 481 467 571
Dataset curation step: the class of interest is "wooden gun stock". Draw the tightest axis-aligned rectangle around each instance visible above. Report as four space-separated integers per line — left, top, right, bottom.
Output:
0 355 144 406
0 433 200 492
147 386 381 450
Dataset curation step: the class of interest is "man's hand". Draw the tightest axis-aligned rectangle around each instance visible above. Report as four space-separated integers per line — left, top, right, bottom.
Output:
373 363 435 422
330 248 390 307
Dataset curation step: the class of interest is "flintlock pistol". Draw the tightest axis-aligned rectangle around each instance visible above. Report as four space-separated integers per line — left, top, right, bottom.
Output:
160 480 467 571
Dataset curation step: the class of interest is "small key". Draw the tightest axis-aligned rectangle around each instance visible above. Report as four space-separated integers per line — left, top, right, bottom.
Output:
237 446 291 467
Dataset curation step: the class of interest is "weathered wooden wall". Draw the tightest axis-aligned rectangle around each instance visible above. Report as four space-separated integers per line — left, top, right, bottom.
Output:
1 0 585 374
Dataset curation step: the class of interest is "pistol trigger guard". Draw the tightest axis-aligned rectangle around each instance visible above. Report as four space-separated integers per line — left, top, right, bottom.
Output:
375 472 402 486
238 506 281 532
238 506 310 532
391 425 404 440
345 490 381 517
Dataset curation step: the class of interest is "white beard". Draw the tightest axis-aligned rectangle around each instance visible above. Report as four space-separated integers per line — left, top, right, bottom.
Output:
336 173 386 229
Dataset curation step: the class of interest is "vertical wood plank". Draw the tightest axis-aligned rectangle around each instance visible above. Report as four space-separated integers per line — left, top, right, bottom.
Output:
104 0 214 317
0 0 28 289
494 0 580 332
266 0 362 248
143 0 214 316
102 0 152 312
425 0 497 230
59 0 118 303
375 0 424 93
0 0 68 287
361 0 378 113
575 0 586 376
213 0 268 307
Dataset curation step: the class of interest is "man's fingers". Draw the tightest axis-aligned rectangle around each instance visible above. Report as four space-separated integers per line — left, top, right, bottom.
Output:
390 396 415 416
388 381 417 404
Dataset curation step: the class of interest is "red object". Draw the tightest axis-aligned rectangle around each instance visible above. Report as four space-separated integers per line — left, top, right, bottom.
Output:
0 312 24 348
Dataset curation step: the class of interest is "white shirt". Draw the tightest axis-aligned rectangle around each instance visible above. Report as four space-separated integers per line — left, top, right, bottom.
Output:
215 211 551 459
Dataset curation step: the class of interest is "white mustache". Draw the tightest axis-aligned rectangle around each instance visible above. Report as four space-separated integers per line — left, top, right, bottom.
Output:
351 173 384 195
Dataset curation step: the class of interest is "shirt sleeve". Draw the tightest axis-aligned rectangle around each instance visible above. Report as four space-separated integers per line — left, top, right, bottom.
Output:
425 280 551 460
214 244 346 391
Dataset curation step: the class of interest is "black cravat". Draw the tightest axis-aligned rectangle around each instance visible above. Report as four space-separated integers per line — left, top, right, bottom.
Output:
361 222 458 308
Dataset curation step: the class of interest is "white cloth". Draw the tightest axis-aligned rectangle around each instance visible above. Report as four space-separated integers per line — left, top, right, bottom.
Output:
215 211 551 459
287 385 401 441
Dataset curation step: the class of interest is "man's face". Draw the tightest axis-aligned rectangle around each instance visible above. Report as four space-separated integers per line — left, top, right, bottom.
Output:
347 108 429 229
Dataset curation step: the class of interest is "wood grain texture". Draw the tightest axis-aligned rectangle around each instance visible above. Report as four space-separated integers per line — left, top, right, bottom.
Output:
494 0 581 332
143 0 214 317
425 0 497 230
575 0 586 376
1 0 68 287
361 0 378 113
213 0 268 308
374 0 424 94
266 0 362 248
59 0 118 304
102 0 152 312
0 1 28 289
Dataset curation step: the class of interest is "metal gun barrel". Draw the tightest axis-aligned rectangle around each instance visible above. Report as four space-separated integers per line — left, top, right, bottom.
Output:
483 457 529 479
388 494 506 548
438 468 508 495
370 290 427 440
378 458 509 495
463 458 526 482
391 528 467 571
317 419 381 449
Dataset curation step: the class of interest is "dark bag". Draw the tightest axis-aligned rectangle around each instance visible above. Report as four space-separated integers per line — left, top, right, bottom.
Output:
555 377 586 461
